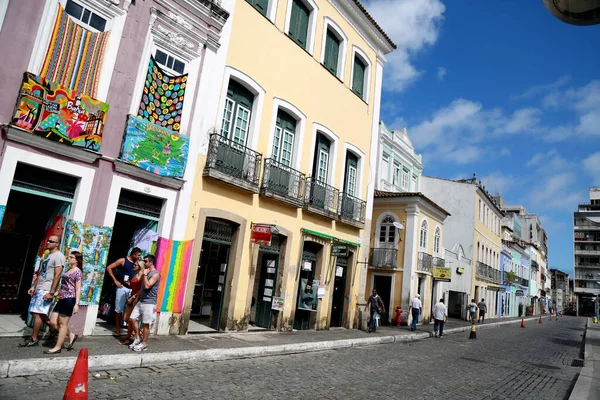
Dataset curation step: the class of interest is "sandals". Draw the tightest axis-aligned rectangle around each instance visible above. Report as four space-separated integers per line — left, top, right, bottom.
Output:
18 338 39 348
66 334 79 350
43 349 61 354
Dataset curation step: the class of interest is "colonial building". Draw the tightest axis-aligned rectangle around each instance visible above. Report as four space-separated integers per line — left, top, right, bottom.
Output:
550 268 569 312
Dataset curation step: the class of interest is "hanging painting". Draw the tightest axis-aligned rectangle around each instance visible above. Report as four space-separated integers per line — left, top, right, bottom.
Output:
154 238 194 313
11 72 109 151
137 56 187 133
119 115 189 178
63 220 113 306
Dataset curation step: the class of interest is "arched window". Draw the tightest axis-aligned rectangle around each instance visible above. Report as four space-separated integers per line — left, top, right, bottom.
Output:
379 215 396 245
419 220 428 249
434 227 441 254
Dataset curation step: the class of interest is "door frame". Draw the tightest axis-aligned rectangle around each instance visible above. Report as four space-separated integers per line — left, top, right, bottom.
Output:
369 272 395 319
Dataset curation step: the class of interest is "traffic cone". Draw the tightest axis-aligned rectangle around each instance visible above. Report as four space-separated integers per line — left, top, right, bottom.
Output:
469 323 477 339
520 318 525 328
63 348 88 400
538 316 543 324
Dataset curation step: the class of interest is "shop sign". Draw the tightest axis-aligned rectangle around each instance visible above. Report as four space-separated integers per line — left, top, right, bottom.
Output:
331 243 348 257
271 297 284 311
515 289 524 296
433 266 451 282
251 224 272 245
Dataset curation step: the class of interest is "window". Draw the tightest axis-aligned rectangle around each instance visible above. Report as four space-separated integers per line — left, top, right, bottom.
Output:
343 152 358 196
381 153 390 181
288 0 310 49
402 168 409 190
155 49 185 75
221 80 254 146
272 110 296 167
419 220 428 249
379 215 396 244
352 55 366 98
434 227 441 254
477 242 480 262
392 162 400 186
246 0 269 16
312 133 331 183
323 29 341 75
479 200 482 220
65 0 107 32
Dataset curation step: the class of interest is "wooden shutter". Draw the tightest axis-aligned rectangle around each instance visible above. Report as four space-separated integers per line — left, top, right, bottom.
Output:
324 30 340 75
344 152 358 193
289 0 310 49
249 0 268 16
312 133 330 179
352 57 366 97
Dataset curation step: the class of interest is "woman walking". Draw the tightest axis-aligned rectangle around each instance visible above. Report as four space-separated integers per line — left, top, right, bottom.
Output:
44 251 82 354
119 260 144 346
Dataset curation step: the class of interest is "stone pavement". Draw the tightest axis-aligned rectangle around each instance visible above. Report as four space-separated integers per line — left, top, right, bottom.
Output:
0 316 535 378
0 316 585 399
569 318 600 400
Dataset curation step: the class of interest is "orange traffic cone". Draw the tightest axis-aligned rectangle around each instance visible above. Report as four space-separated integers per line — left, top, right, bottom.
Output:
521 318 525 328
538 316 543 324
63 348 88 400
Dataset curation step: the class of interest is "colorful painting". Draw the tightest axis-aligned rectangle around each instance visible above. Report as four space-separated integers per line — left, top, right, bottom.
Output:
41 5 109 97
120 115 189 178
155 238 194 313
63 220 113 306
11 72 109 151
137 56 187 133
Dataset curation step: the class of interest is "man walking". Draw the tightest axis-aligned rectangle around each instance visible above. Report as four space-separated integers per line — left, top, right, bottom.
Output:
432 298 448 338
365 289 385 333
477 298 487 323
468 299 478 323
20 236 65 347
106 248 142 336
408 294 422 331
129 255 160 352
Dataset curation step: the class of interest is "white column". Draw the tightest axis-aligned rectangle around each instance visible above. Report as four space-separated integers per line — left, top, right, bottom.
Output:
402 206 419 308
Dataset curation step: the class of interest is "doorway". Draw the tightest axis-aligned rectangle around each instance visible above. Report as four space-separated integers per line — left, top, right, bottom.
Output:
448 290 467 319
294 242 320 330
373 275 392 326
330 256 348 328
250 235 282 330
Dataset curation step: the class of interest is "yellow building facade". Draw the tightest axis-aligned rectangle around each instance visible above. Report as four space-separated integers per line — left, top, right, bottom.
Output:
176 0 395 333
367 191 449 325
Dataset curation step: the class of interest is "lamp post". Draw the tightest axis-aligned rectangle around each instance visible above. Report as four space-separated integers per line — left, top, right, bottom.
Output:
542 0 600 25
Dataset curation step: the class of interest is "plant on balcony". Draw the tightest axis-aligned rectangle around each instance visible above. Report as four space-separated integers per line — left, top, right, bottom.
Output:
506 271 516 284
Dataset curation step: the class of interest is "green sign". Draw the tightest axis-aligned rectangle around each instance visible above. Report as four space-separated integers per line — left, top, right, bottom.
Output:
331 243 348 257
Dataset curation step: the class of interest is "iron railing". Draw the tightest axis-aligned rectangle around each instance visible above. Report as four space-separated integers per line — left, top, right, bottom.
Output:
432 257 445 268
476 262 500 284
305 177 339 216
519 277 529 287
369 248 398 269
195 0 230 24
531 260 539 271
260 158 305 204
338 193 366 224
204 134 262 188
418 252 432 273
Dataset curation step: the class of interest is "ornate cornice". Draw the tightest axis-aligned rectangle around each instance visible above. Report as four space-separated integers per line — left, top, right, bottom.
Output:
157 25 195 49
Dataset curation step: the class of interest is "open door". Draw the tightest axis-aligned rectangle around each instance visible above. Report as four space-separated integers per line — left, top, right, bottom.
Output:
255 253 278 329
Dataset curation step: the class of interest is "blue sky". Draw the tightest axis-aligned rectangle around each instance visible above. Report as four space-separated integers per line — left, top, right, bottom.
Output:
366 0 600 276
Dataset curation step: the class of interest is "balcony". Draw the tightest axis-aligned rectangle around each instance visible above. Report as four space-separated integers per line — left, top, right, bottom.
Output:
574 248 600 256
304 177 339 220
476 262 500 284
432 256 445 268
260 158 305 208
519 277 529 287
338 193 366 228
417 252 432 273
203 134 262 194
369 248 398 269
531 260 539 271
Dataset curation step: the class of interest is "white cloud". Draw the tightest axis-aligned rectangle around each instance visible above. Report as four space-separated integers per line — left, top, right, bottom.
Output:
512 75 571 100
501 108 542 134
365 0 445 92
583 152 600 185
529 172 582 211
500 147 511 156
436 66 446 81
526 149 573 171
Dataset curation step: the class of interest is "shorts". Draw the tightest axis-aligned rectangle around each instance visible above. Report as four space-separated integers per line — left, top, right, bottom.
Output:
130 302 156 325
470 311 476 319
479 310 485 317
53 297 76 317
115 286 132 313
30 289 53 315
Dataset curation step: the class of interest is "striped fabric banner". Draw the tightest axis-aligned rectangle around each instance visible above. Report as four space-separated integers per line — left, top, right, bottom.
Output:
40 5 110 97
155 237 194 314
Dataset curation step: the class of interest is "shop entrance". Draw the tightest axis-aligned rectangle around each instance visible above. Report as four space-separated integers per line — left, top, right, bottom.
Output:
251 235 281 330
190 218 236 333
96 189 161 335
294 242 321 330
330 256 348 328
0 163 76 333
372 275 392 326
448 290 468 319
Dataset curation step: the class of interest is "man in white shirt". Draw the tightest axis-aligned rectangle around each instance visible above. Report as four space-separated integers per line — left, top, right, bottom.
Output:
433 298 448 338
408 294 422 331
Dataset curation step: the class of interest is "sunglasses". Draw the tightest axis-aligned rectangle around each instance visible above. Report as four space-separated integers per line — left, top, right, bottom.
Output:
47 240 58 244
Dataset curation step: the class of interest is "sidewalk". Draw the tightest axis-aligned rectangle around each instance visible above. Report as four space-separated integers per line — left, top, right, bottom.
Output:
569 318 600 400
0 316 535 378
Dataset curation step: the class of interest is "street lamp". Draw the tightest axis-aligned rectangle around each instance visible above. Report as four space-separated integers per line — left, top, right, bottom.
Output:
542 0 600 25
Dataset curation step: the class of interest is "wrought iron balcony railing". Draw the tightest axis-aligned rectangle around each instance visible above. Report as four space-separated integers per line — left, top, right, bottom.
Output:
369 248 398 269
476 262 500 284
519 277 529 287
304 177 339 219
418 252 432 273
432 257 445 268
195 0 230 24
260 158 305 207
338 192 366 227
203 134 262 193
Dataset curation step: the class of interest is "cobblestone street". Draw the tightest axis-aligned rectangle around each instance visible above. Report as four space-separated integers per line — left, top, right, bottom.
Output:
0 317 585 400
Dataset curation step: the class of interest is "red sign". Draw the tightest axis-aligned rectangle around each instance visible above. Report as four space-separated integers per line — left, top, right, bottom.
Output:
251 224 272 245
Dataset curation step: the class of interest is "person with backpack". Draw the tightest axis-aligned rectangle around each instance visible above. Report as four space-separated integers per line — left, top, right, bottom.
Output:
365 289 385 333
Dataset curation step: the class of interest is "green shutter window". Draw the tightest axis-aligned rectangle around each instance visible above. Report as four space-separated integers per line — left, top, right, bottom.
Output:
288 0 310 50
273 110 296 167
344 152 358 196
323 29 340 75
312 134 330 182
352 57 366 98
222 80 255 146
247 0 268 16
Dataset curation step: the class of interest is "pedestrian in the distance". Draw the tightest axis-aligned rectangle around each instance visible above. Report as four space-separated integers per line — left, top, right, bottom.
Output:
106 247 142 336
44 251 83 354
119 259 144 346
477 298 487 323
432 298 448 338
129 254 160 352
409 294 422 331
468 299 478 323
365 289 385 333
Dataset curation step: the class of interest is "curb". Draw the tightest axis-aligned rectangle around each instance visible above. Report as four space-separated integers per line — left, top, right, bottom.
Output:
0 317 536 378
569 318 596 400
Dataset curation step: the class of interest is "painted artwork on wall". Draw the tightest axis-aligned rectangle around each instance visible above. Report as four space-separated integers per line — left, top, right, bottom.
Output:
11 72 109 152
63 220 113 306
137 56 188 133
119 115 189 178
155 238 194 313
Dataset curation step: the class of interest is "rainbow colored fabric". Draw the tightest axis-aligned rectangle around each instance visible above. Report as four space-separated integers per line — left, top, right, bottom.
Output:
155 238 194 313
40 5 110 97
